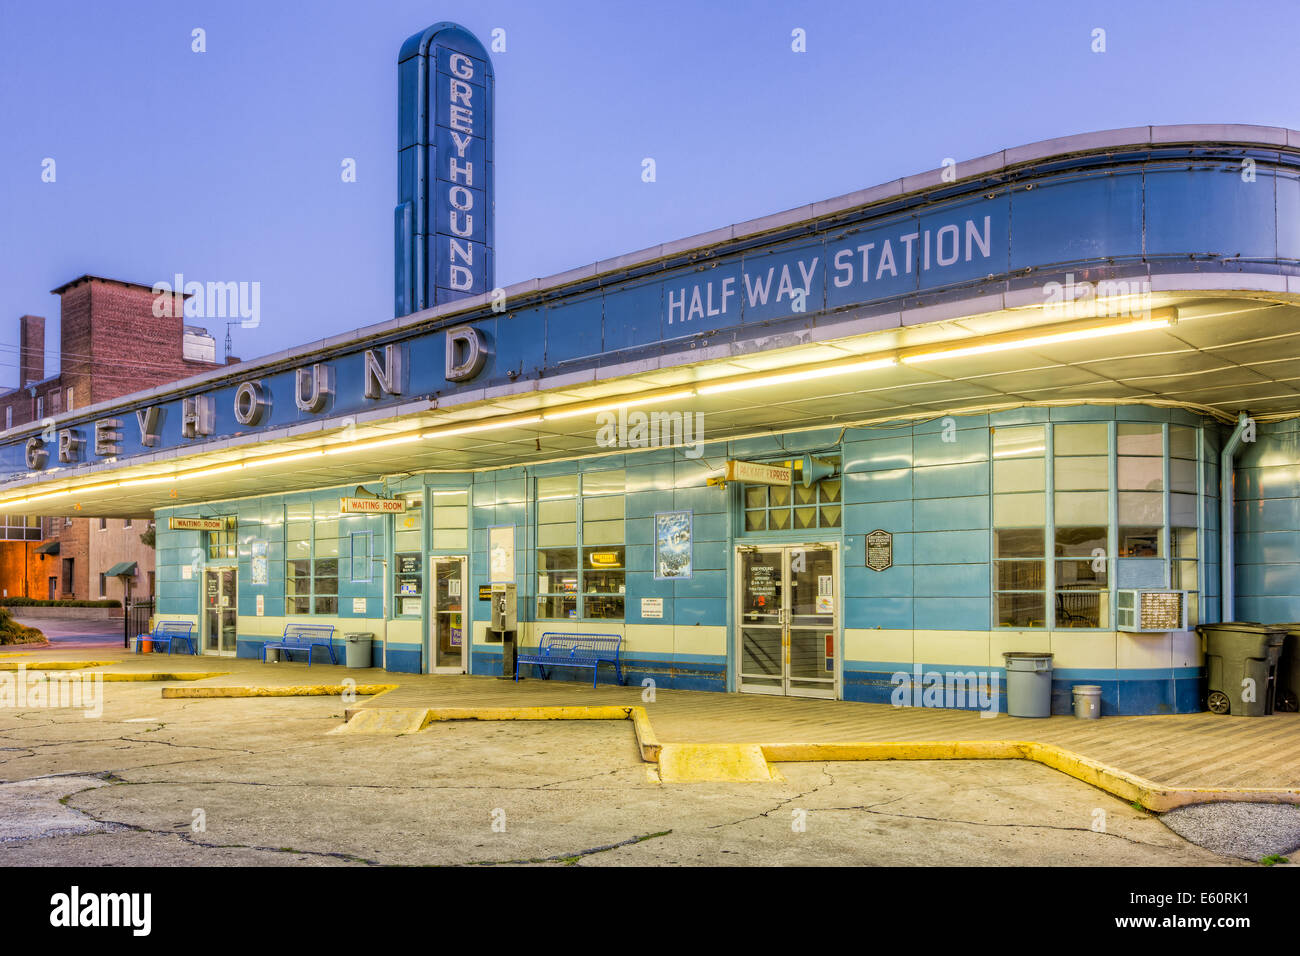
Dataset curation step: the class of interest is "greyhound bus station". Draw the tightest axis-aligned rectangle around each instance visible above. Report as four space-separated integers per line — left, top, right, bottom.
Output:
2 31 1299 716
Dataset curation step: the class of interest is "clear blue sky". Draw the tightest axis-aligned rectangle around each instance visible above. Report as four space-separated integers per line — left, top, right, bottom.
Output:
1 0 1297 386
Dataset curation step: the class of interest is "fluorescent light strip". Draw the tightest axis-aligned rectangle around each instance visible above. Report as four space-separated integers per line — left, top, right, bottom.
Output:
901 318 1171 365
541 389 696 421
697 357 898 395
0 314 1175 511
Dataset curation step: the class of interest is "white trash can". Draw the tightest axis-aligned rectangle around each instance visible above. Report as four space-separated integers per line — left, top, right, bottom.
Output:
1072 684 1102 719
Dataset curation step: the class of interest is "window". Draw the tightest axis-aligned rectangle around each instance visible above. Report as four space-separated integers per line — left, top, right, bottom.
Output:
61 557 74 595
743 456 842 531
991 419 1203 631
431 489 468 550
286 502 338 615
98 573 107 598
0 515 41 541
35 396 43 419
393 492 423 616
993 426 1047 627
64 516 71 527
1117 423 1164 557
124 518 132 529
4 407 10 430
536 472 625 619
65 386 75 412
1053 423 1111 628
206 516 236 559
1169 425 1200 624
98 518 108 531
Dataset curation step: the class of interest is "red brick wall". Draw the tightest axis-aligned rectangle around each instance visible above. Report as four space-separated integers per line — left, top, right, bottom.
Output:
59 279 219 408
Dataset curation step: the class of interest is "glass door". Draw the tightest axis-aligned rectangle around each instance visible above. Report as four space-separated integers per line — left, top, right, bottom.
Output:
429 556 467 672
737 544 838 698
203 568 237 656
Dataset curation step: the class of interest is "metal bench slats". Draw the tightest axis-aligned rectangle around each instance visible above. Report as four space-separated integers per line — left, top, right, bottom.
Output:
515 632 624 687
134 621 196 656
259 624 338 666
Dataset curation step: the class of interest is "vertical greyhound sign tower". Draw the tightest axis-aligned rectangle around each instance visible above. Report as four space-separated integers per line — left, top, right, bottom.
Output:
395 23 495 318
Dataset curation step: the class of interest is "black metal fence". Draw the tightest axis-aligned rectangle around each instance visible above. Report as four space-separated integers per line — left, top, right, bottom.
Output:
124 598 154 649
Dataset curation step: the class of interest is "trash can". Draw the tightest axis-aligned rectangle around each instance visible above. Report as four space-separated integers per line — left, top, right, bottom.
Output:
264 646 281 663
344 633 373 669
1267 623 1300 712
1072 684 1102 719
1002 652 1053 718
1196 622 1285 716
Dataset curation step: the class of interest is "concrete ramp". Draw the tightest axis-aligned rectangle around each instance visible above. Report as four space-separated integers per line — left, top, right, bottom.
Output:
331 708 431 735
657 743 778 783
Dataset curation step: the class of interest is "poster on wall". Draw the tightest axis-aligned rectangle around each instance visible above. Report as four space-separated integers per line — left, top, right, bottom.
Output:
489 525 515 583
250 540 268 586
654 511 693 580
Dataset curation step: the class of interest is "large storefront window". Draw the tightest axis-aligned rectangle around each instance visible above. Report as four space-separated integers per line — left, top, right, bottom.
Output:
286 501 338 615
1054 423 1110 628
536 471 625 620
992 420 1202 629
993 426 1046 627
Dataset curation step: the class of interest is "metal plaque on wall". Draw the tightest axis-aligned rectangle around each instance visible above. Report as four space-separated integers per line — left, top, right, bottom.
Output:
866 529 893 572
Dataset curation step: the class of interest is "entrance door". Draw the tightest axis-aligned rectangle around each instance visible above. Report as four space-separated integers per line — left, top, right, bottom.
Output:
203 568 238 656
737 544 838 698
429 556 467 673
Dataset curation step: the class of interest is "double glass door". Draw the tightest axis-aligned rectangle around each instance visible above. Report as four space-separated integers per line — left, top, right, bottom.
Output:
203 568 237 656
738 544 838 698
429 556 466 672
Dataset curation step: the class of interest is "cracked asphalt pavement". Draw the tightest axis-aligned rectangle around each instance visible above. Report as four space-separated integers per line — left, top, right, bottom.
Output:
0 681 1246 866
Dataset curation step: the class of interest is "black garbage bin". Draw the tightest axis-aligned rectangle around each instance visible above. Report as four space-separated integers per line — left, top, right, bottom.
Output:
1269 623 1300 712
1196 622 1285 716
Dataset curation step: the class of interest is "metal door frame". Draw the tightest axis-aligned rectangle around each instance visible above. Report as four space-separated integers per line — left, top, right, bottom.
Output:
202 567 238 657
428 554 468 674
735 541 840 699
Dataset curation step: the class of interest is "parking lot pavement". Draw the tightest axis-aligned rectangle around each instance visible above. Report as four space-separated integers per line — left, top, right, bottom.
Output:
8 616 124 651
0 682 1241 866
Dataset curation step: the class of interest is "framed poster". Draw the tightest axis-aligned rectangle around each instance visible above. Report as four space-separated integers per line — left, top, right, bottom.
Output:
250 540 269 586
654 510 693 580
489 525 515 583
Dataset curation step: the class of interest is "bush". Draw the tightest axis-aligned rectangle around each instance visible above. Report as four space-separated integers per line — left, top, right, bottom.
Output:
0 607 46 645
0 597 122 608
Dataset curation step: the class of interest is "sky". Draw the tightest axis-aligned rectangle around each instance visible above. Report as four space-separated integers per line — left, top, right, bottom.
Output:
1 0 1298 386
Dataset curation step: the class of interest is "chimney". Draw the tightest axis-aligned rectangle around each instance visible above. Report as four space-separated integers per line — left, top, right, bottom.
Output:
19 315 44 386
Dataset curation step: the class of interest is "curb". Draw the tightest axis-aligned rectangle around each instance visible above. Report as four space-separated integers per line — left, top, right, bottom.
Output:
161 684 398 699
334 706 1300 810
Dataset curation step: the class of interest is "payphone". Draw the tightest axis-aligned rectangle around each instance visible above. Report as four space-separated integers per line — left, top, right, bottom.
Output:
489 583 518 679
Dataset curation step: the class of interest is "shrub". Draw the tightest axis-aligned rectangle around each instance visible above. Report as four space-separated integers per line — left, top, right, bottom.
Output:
0 606 46 644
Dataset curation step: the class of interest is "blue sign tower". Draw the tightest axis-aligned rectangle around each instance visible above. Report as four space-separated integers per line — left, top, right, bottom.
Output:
395 23 495 318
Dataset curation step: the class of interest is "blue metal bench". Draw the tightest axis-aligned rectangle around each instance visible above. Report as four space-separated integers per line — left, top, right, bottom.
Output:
135 621 197 656
515 632 624 687
259 624 338 666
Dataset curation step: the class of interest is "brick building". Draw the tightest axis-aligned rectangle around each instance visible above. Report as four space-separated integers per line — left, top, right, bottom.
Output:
0 275 224 603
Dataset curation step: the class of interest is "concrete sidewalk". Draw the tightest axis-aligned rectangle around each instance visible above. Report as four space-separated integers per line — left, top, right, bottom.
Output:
22 645 1300 795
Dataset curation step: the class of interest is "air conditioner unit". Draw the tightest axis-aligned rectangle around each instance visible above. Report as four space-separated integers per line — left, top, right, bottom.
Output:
1117 589 1188 633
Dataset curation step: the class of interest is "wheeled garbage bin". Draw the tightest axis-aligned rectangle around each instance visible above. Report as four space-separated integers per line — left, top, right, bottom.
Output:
1195 623 1285 716
1268 623 1300 712
344 633 374 669
1002 652 1054 717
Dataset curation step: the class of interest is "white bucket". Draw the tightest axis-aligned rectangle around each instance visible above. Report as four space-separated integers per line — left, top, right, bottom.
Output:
1072 684 1102 719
